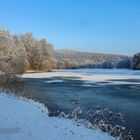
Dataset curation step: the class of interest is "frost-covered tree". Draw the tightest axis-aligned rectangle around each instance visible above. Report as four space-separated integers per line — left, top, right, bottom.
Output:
132 53 140 70
102 61 113 69
0 28 26 82
117 58 131 69
38 39 55 70
0 26 55 82
19 33 54 71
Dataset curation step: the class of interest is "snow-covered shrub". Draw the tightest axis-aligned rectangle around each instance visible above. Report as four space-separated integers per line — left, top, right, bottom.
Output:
58 105 133 140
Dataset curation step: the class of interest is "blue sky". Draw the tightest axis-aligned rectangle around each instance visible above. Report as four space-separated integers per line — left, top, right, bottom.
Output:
0 0 140 55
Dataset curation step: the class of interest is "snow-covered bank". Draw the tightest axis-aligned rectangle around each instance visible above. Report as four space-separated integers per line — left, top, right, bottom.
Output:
0 93 115 140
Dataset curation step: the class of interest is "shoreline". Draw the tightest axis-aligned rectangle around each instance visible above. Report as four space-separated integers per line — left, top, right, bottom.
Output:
0 92 115 140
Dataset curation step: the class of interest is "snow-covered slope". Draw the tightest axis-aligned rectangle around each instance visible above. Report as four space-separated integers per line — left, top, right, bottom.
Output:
0 93 115 140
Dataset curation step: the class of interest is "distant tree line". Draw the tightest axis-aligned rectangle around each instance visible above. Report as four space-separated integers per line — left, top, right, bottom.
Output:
54 49 132 69
55 49 140 70
0 27 55 82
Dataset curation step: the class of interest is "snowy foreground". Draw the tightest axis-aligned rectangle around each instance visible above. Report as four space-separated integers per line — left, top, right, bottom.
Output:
0 93 115 140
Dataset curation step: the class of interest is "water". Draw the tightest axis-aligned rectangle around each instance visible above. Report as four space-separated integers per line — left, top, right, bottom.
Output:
0 69 140 139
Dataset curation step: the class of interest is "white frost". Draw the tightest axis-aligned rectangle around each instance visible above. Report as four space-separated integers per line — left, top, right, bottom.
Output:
0 93 115 140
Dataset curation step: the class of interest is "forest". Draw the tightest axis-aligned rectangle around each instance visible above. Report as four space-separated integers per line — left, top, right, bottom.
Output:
0 27 55 82
0 27 140 82
55 49 132 69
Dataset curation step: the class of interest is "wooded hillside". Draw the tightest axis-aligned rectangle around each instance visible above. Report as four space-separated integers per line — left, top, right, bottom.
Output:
55 49 131 69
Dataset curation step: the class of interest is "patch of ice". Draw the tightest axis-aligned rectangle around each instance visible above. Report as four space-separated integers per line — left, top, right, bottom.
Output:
23 69 140 83
84 81 97 84
84 79 140 85
45 79 63 83
81 84 93 87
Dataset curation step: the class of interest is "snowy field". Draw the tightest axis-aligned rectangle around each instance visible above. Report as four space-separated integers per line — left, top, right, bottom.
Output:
0 92 115 140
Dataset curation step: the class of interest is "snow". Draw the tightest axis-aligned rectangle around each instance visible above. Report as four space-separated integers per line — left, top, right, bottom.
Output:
23 69 140 85
0 92 115 140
